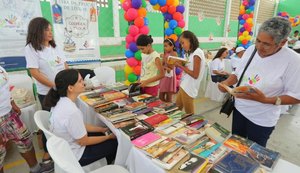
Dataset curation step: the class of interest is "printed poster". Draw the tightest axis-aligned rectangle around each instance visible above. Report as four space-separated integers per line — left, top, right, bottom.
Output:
0 0 42 57
50 0 100 63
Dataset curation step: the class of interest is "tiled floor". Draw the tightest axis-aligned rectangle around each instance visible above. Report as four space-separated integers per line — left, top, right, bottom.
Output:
3 97 300 172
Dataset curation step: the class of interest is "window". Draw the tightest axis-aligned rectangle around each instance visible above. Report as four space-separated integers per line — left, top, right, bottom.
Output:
189 0 226 18
96 0 109 8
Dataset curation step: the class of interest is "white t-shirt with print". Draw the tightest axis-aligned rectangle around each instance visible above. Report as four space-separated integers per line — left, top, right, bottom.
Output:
180 48 205 98
0 66 11 117
25 44 66 95
210 58 225 76
49 97 87 160
235 45 300 127
230 55 242 71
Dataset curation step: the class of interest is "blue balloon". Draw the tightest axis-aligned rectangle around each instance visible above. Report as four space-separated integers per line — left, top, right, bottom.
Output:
132 0 142 9
249 6 254 11
176 5 185 13
125 49 134 58
129 42 138 52
164 13 173 21
165 28 173 36
149 0 158 5
239 20 245 25
175 67 182 75
158 0 166 6
169 20 178 29
144 17 149 26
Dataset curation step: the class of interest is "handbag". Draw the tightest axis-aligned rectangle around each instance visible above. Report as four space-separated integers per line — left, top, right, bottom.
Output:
220 48 257 117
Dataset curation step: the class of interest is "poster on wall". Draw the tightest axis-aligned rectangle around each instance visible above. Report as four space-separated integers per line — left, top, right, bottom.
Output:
50 0 100 64
0 0 42 57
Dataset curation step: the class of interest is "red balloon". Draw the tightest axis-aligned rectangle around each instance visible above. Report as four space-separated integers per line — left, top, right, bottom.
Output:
126 8 138 21
160 6 168 13
129 25 139 36
134 34 141 42
242 14 249 20
168 6 176 14
238 32 242 36
125 35 134 43
139 25 149 35
177 20 185 28
242 39 248 45
122 0 132 11
173 12 183 22
134 17 144 28
133 65 141 75
249 13 254 18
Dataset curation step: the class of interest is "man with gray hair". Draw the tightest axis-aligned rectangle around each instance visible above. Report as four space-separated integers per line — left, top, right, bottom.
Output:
218 17 300 147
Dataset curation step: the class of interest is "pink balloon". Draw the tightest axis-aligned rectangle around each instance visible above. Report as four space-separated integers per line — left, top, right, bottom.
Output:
129 25 139 36
126 58 139 67
177 20 185 28
126 35 134 43
242 14 249 20
126 8 138 21
122 0 132 11
134 34 141 42
139 26 149 35
126 42 130 49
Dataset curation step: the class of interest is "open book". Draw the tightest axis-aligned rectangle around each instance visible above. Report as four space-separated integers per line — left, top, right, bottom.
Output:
167 56 188 66
218 83 255 96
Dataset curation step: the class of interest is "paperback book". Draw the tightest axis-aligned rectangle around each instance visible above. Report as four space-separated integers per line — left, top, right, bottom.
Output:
223 134 254 155
205 122 230 143
121 120 154 140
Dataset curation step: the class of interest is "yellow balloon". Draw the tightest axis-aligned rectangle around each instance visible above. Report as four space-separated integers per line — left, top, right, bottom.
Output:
164 22 169 29
153 4 160 10
240 5 245 11
124 80 131 86
246 18 253 24
124 64 133 74
247 35 251 41
173 0 179 6
243 31 249 36
239 35 245 41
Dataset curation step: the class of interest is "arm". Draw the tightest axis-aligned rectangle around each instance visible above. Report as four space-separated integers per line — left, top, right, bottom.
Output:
175 55 201 79
85 124 107 133
76 133 115 146
140 57 164 87
212 70 229 76
64 62 69 69
11 100 21 115
218 74 238 92
29 68 55 88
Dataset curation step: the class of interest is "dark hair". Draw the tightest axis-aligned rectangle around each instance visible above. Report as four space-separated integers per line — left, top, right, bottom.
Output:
213 48 228 60
164 38 176 51
294 30 299 34
44 69 79 108
26 17 56 51
136 34 153 46
180 30 199 54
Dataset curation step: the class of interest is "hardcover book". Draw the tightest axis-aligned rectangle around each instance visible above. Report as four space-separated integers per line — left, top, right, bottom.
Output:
223 134 254 155
246 143 280 171
211 150 260 173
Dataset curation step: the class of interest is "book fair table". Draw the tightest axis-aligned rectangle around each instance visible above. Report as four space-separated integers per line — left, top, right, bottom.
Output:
77 95 300 173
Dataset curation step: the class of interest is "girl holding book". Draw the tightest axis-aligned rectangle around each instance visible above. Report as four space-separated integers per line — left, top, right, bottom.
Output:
44 69 117 166
175 31 206 114
136 35 164 96
159 38 178 102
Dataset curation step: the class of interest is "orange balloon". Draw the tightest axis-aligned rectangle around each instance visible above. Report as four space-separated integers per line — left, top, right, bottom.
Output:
240 9 245 15
138 8 147 17
134 17 144 28
169 34 178 42
166 0 174 6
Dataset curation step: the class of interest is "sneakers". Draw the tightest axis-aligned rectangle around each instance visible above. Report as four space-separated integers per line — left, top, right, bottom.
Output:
30 160 54 173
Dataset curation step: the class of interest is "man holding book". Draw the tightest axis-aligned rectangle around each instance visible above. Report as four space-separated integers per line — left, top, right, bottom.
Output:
218 17 300 147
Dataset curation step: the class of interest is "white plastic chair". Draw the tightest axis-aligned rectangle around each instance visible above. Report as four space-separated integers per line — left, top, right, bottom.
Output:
9 73 38 132
34 110 107 172
93 66 116 85
47 136 129 173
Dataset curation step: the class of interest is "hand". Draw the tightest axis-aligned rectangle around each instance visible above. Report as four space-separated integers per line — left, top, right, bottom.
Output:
218 82 228 93
108 134 116 140
235 87 267 103
139 81 147 87
174 61 183 68
101 127 108 133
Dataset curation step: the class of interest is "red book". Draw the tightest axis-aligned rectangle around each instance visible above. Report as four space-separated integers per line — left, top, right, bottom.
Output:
144 114 169 126
147 100 163 108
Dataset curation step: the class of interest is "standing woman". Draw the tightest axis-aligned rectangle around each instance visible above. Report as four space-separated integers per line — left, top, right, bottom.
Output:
210 47 230 83
24 17 68 168
175 31 206 114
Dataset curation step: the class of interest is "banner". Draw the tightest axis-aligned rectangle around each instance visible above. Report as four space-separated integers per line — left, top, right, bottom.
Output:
0 0 42 57
50 0 100 64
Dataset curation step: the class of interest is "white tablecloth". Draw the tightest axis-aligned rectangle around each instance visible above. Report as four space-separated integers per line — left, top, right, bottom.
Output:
77 97 300 173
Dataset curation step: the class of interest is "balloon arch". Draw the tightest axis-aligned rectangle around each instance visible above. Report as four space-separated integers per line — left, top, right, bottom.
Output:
121 0 185 85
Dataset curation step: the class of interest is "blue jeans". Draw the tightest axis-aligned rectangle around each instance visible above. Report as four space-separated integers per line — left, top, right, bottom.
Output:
79 132 118 166
232 108 275 147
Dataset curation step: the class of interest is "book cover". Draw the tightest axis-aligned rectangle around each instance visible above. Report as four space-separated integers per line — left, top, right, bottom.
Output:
187 119 208 130
167 56 188 65
124 102 146 111
205 123 230 143
132 94 153 102
211 150 260 173
121 120 154 140
144 114 169 126
145 138 178 158
155 119 180 131
218 83 255 96
224 134 254 155
132 132 161 148
157 122 185 135
113 119 136 128
147 99 164 108
181 115 205 125
172 127 205 145
94 102 119 113
133 107 154 115
246 143 280 171
207 146 228 163
177 154 208 173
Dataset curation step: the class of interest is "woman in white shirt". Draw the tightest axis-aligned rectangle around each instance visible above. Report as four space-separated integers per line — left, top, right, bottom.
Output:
44 69 117 166
219 17 300 147
210 48 230 83
24 17 68 166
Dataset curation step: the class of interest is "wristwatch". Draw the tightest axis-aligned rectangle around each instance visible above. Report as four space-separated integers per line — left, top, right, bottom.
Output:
275 96 281 105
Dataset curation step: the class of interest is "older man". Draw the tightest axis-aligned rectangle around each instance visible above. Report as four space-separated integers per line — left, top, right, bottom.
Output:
219 17 300 147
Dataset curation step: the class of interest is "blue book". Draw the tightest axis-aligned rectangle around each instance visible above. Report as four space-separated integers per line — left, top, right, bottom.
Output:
211 150 260 173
